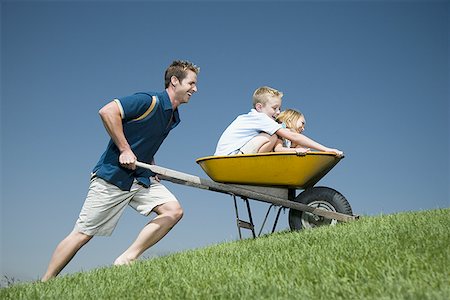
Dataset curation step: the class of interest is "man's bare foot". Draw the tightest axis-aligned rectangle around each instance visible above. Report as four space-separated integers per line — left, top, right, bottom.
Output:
114 256 135 266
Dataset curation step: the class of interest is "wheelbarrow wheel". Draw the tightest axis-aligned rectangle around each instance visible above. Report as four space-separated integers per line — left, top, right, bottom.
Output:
288 186 352 230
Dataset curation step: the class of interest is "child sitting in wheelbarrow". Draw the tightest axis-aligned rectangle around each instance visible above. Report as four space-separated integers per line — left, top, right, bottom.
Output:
274 108 310 155
214 86 343 157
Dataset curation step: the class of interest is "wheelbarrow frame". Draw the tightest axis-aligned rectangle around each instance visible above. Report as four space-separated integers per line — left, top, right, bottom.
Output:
135 161 358 238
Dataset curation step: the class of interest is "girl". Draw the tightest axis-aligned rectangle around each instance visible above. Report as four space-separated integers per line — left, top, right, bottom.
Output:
274 109 310 155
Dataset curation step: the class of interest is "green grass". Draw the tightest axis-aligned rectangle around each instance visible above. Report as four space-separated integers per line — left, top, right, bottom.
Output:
2 208 449 299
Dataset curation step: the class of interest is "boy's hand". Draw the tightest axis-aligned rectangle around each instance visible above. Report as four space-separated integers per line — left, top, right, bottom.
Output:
295 147 310 156
327 148 344 157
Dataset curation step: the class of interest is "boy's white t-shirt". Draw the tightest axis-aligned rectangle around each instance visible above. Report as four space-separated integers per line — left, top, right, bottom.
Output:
214 109 282 155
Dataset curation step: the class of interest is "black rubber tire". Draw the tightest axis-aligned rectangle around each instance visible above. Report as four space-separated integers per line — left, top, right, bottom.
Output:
288 186 352 230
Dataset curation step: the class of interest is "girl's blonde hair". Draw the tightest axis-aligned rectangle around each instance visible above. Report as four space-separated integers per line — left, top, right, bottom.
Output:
276 109 303 132
252 86 283 108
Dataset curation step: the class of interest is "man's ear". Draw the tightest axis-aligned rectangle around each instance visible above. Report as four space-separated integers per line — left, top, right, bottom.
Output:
170 75 179 87
255 103 263 111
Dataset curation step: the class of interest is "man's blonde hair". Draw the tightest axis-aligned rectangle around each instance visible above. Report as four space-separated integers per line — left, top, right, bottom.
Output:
252 86 283 108
276 109 304 132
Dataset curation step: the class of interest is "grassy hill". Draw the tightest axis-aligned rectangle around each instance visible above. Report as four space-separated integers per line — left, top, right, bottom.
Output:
2 208 449 299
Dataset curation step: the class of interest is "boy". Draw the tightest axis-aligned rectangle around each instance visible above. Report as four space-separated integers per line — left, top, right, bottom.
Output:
214 86 343 156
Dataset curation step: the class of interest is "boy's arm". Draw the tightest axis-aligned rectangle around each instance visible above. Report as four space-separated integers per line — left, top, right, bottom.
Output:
276 128 343 156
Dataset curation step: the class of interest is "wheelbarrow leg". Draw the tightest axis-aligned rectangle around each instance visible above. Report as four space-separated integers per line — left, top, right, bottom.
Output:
244 197 256 238
258 205 285 236
258 204 275 237
232 195 256 239
271 206 285 233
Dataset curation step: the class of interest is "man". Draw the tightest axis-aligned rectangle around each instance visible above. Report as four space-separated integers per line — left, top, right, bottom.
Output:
42 60 200 281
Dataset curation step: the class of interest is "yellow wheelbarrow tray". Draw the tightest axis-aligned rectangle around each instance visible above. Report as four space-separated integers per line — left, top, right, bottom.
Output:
196 152 341 189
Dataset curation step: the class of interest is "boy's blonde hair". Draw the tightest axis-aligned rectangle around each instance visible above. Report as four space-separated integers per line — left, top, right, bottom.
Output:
276 109 304 132
252 86 283 108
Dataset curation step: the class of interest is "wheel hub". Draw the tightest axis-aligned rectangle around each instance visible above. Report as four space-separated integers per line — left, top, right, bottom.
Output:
301 200 338 228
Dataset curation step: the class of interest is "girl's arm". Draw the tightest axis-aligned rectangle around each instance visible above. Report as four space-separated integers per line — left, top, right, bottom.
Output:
274 138 310 155
274 138 291 152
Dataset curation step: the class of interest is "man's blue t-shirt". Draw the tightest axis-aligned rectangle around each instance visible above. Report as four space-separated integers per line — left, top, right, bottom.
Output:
93 90 180 191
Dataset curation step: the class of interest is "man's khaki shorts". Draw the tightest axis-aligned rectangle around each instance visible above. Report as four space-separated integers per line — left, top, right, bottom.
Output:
74 177 178 236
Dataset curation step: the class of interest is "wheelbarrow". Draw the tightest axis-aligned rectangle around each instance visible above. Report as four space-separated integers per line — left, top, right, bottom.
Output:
136 152 358 239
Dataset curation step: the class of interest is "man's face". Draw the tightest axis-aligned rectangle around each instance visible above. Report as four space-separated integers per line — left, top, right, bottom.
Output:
174 70 198 104
257 96 282 119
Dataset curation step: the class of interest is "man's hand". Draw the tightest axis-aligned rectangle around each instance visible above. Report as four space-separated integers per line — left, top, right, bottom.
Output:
119 149 137 170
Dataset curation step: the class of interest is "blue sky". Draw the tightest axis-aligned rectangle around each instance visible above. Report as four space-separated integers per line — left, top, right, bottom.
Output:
1 0 448 283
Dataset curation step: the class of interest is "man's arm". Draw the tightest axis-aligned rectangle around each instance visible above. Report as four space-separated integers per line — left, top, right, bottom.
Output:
99 101 137 170
276 128 343 156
